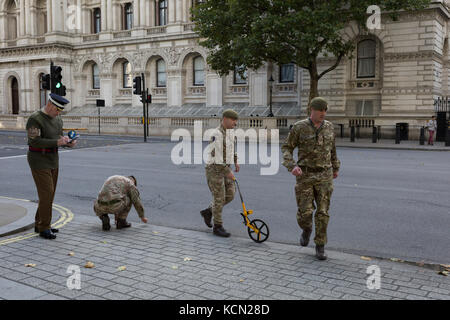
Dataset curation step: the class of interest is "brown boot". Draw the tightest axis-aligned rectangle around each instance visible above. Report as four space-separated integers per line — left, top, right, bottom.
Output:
200 208 212 228
116 218 131 229
213 224 230 237
300 229 312 247
315 245 327 260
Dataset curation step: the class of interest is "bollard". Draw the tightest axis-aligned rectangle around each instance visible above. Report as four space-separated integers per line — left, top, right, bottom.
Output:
419 127 425 145
372 126 377 143
339 124 344 138
350 126 355 142
356 125 360 139
395 125 400 144
378 126 381 140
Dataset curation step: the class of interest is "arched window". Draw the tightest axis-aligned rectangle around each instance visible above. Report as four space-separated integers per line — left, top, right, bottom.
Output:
93 8 101 34
92 64 100 89
39 74 48 108
280 63 295 83
123 62 132 88
357 40 376 78
6 0 18 40
157 59 166 87
193 56 205 86
234 66 247 85
124 3 133 30
158 0 168 26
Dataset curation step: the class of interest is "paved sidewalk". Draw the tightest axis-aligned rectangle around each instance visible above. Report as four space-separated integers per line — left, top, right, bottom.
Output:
0 197 37 237
0 214 449 300
335 138 450 151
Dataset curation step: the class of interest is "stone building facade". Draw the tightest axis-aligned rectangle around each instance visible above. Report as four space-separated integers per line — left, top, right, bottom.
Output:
0 0 449 139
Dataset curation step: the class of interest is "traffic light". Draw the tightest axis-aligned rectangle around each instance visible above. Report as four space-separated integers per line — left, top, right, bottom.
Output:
147 94 152 104
50 64 67 96
41 74 51 90
133 76 142 95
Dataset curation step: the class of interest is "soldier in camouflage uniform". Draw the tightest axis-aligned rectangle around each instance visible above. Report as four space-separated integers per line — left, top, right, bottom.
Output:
281 97 340 260
200 109 240 237
94 175 148 230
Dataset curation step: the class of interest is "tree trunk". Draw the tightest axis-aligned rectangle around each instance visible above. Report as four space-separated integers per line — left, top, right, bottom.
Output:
307 61 319 115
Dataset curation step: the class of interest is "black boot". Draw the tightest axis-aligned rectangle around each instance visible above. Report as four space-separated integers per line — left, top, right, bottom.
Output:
200 208 212 228
39 229 56 240
100 214 111 231
35 226 58 233
315 245 327 260
300 229 312 247
213 224 230 237
116 218 131 229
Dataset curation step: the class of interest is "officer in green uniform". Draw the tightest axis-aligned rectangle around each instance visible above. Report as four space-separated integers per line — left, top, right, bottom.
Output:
282 97 340 260
200 109 240 237
26 93 77 239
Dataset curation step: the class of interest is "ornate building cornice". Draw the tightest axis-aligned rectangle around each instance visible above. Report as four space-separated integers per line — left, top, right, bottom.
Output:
0 43 73 59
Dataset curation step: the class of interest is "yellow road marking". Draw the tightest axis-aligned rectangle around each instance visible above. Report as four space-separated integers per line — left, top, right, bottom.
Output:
0 197 73 246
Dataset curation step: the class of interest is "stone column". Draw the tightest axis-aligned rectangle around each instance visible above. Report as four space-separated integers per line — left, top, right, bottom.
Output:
133 0 140 27
206 72 224 107
81 3 89 34
107 0 113 31
52 0 62 32
168 0 176 24
167 69 182 107
100 73 115 107
112 1 119 31
176 0 182 23
0 13 6 42
101 0 107 31
146 0 152 26
73 74 87 109
46 0 52 33
25 0 33 36
249 66 268 107
140 0 147 27
19 0 26 36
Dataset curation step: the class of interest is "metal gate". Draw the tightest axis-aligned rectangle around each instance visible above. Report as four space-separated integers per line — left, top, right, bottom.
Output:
434 97 450 142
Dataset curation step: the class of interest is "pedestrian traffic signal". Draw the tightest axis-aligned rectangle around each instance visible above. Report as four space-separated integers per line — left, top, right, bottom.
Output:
41 74 51 90
133 76 142 95
147 94 152 104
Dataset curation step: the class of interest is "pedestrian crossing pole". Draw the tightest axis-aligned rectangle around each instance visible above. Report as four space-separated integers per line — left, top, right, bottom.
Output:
141 73 147 143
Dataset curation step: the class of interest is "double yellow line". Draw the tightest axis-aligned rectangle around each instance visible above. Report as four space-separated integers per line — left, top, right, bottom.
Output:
0 197 73 246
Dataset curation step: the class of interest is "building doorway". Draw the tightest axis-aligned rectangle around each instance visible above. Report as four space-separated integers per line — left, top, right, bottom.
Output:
11 77 19 114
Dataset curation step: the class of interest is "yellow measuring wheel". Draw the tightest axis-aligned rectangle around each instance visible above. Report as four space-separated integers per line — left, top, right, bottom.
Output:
233 178 269 243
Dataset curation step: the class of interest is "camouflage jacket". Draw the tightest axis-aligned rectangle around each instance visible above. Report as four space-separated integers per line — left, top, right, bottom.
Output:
97 175 145 218
282 119 340 173
205 125 237 176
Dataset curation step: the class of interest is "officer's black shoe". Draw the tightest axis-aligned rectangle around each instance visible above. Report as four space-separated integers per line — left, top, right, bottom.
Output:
35 227 59 233
100 214 111 231
300 229 312 247
39 229 56 240
213 225 230 238
315 245 327 261
116 218 131 229
200 208 213 228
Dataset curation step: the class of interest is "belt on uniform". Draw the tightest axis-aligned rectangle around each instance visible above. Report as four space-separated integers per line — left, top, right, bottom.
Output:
29 147 58 154
98 199 121 206
300 166 328 173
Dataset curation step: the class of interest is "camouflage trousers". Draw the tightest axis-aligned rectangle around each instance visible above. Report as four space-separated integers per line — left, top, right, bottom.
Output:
295 176 334 246
93 197 132 221
205 166 236 226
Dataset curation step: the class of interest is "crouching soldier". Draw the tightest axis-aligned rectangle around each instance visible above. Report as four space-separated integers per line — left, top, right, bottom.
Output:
94 175 148 230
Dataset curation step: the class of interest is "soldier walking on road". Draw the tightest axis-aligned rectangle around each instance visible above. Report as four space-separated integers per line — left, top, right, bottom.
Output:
94 175 148 230
281 97 340 260
200 109 240 237
26 93 77 240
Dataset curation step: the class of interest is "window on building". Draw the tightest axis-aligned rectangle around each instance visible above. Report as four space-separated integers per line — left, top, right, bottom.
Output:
280 63 295 83
357 40 376 78
157 59 166 87
158 0 168 26
123 62 132 88
234 66 247 85
39 73 48 108
356 100 374 116
124 3 133 30
92 64 100 89
93 8 101 34
193 56 205 86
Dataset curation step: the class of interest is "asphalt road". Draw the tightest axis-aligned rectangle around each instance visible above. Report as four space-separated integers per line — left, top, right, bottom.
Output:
1 130 449 265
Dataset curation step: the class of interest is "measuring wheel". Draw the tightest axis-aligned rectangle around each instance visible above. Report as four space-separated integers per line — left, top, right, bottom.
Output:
247 219 269 243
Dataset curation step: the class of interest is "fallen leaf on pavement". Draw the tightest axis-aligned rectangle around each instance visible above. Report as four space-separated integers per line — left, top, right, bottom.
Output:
25 263 36 267
239 279 244 282
440 264 450 269
117 266 126 271
360 256 372 261
389 258 404 263
84 261 95 268
171 265 178 270
183 257 192 262
68 252 75 256
102 241 107 244
438 270 449 276
153 231 159 235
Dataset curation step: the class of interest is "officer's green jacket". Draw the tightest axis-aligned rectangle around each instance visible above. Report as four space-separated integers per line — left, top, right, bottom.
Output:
26 110 63 170
205 124 237 176
282 119 340 173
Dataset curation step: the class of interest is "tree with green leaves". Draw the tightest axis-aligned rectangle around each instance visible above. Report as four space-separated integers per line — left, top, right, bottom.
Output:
192 0 430 112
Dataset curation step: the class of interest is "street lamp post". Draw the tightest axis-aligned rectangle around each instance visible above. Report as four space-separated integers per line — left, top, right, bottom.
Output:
268 75 274 117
